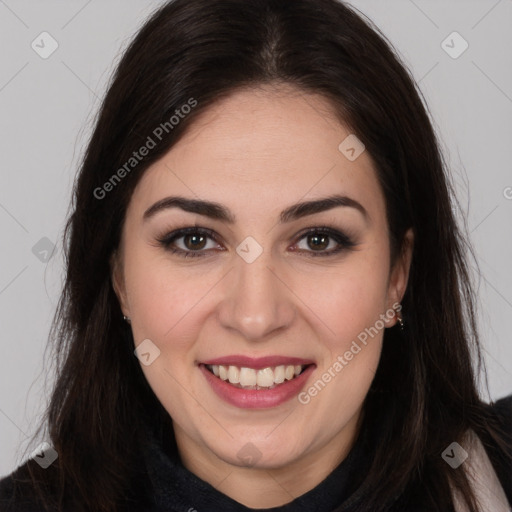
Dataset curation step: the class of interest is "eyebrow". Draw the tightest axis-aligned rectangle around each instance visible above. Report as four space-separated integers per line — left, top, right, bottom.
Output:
143 194 368 224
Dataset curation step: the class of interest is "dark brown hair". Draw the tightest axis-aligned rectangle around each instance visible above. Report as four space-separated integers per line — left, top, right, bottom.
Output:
13 0 510 510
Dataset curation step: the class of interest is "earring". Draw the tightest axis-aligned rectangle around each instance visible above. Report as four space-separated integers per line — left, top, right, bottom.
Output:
123 315 131 325
395 305 404 331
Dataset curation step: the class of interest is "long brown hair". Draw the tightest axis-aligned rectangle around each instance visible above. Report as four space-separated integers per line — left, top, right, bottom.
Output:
14 0 510 510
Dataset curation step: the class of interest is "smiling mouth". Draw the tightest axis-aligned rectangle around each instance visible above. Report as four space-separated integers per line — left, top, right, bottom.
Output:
204 363 312 390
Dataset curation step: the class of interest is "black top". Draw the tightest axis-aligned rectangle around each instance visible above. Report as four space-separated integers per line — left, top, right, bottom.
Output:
1 394 511 512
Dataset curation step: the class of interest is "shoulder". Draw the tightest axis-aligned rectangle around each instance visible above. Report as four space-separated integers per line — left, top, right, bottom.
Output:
478 393 512 509
0 456 152 512
0 459 60 512
0 462 38 511
485 392 512 450
490 393 512 425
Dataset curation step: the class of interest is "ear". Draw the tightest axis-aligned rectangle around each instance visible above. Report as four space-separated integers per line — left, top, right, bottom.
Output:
386 228 414 325
110 250 130 318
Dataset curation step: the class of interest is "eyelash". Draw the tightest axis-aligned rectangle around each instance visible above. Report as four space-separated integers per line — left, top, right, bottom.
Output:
156 225 356 259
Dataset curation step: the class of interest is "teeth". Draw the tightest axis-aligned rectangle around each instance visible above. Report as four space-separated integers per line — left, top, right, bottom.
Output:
274 365 285 384
228 365 240 383
206 363 307 389
256 368 274 387
239 367 257 387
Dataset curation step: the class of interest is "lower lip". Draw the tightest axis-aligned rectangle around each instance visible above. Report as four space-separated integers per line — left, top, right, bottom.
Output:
199 364 315 409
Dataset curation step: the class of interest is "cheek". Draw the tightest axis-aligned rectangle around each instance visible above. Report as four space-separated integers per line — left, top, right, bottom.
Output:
124 253 204 346
292 255 390 344
124 256 210 417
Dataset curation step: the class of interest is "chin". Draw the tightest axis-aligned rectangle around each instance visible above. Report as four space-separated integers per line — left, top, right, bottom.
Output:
203 429 311 469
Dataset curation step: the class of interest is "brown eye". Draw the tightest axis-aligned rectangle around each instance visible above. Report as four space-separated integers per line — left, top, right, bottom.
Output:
306 233 330 251
293 227 356 257
182 233 208 251
157 227 220 258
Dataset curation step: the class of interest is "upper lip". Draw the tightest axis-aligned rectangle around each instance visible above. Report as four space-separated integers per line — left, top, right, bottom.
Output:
201 355 315 369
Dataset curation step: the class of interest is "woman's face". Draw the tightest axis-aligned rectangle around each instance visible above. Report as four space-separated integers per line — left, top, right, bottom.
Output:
112 85 412 474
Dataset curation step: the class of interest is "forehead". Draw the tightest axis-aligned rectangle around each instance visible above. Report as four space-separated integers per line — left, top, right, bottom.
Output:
130 85 385 224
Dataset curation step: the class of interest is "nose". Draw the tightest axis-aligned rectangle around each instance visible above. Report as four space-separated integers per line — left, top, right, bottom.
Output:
216 249 296 341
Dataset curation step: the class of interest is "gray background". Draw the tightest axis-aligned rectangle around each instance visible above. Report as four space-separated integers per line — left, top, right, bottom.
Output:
1 0 511 477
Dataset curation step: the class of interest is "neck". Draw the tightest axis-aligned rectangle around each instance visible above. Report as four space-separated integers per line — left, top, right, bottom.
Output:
173 412 362 509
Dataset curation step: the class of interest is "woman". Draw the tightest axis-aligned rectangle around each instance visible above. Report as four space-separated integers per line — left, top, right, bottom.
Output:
0 0 510 511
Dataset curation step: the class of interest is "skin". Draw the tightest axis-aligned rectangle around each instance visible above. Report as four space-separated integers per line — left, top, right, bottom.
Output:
111 84 413 508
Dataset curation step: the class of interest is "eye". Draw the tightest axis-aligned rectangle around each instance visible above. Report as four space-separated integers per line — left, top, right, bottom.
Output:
157 227 221 258
291 227 356 257
156 225 356 259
